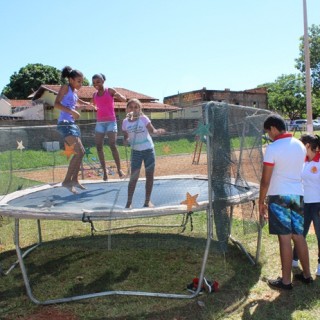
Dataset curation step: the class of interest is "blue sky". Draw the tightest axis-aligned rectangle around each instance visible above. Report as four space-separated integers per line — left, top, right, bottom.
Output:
1 0 319 101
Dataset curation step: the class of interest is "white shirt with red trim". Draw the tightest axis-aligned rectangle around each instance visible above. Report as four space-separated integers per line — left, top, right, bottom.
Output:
263 133 306 196
302 152 320 203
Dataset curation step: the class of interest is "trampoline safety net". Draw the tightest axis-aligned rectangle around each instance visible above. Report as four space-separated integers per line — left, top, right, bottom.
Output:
205 101 272 254
0 101 273 303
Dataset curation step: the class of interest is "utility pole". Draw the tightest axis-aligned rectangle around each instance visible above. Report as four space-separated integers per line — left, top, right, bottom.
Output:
303 0 313 133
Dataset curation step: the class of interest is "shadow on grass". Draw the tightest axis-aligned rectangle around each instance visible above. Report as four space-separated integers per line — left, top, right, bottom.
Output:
0 231 264 319
241 277 320 320
4 232 319 320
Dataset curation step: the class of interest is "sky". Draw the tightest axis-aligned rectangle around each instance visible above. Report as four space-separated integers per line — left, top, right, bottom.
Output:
1 0 320 102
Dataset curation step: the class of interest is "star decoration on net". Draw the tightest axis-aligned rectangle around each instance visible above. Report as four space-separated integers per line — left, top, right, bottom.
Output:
193 123 211 142
180 192 199 212
61 143 77 160
162 144 171 154
16 140 25 151
84 147 92 159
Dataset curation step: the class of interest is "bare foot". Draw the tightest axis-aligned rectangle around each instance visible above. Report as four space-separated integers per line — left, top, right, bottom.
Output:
73 182 87 190
143 201 154 208
62 182 78 194
125 202 132 209
118 170 125 179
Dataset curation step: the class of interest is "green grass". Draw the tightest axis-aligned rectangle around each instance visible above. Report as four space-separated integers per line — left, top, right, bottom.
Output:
0 138 199 172
1 135 320 319
0 214 319 320
0 137 200 194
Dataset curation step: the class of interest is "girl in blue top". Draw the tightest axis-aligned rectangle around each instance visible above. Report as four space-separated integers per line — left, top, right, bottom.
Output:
55 66 87 194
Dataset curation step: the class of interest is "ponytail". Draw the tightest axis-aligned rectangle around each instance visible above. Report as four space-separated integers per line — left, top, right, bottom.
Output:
61 66 83 79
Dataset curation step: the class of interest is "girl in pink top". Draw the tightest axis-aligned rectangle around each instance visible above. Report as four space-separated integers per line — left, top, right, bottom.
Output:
92 73 127 181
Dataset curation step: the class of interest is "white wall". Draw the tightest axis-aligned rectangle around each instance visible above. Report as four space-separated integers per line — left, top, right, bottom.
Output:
0 98 12 116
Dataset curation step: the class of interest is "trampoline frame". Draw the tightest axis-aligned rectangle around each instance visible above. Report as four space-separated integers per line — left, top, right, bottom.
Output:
0 102 265 305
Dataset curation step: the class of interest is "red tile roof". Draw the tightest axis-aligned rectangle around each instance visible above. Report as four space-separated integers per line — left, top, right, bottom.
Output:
31 85 158 101
30 84 180 111
113 102 180 111
9 100 33 107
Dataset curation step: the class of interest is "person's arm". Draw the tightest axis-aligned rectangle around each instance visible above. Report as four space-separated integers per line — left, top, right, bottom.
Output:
146 122 166 135
77 97 95 110
259 164 273 221
54 85 80 120
123 130 129 146
109 88 126 102
122 120 129 146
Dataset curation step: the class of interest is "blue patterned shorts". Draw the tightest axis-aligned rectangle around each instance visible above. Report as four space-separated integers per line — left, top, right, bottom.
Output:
268 195 304 235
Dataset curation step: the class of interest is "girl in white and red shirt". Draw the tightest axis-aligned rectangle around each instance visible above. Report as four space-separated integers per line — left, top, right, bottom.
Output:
293 134 320 276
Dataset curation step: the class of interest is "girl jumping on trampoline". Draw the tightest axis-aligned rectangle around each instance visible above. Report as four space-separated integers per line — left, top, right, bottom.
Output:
122 98 166 208
92 73 127 181
55 66 88 194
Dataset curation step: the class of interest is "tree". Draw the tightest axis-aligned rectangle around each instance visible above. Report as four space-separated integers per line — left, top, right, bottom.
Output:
1 63 90 99
295 24 320 96
259 74 309 119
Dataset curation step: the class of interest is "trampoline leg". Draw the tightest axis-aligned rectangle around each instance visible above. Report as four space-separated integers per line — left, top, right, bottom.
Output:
14 218 42 304
228 205 257 265
229 235 256 265
255 215 264 264
3 219 43 276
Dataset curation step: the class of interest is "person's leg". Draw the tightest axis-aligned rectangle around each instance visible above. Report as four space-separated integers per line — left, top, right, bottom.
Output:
311 204 320 274
290 197 312 280
62 135 84 193
267 195 294 289
292 234 312 279
95 131 107 181
144 170 154 207
107 131 123 177
126 169 140 208
125 150 142 208
292 203 313 264
278 234 293 284
143 149 155 207
70 137 85 188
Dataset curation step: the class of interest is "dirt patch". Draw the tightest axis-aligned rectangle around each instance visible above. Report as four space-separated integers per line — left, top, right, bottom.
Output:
18 308 78 320
15 154 208 184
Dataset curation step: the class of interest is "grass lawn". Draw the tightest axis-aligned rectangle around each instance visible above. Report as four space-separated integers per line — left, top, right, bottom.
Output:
0 214 319 320
1 136 320 319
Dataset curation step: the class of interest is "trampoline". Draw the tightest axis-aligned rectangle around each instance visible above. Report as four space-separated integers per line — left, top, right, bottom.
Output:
0 174 259 305
0 101 270 305
0 175 258 220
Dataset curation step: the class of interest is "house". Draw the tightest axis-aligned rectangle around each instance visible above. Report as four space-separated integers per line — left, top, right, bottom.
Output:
9 99 44 120
29 85 180 121
163 87 268 119
0 95 43 120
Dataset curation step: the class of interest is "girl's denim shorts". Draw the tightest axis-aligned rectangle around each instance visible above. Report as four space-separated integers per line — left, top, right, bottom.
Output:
95 121 118 134
131 148 155 172
57 121 81 138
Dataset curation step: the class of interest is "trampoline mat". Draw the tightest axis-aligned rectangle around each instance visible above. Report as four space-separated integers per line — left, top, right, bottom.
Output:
0 175 258 220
